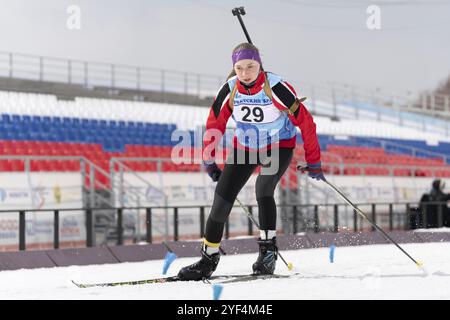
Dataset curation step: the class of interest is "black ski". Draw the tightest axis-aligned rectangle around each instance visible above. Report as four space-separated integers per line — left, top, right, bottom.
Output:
214 273 298 284
72 273 298 288
71 276 183 288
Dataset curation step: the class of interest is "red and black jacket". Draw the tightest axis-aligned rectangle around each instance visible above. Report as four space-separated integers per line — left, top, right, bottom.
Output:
203 71 321 165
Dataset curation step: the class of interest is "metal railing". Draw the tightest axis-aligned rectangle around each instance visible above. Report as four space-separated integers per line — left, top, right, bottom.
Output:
0 154 112 208
301 81 450 119
316 162 450 177
1 51 449 123
0 51 223 98
1 201 447 251
2 153 448 209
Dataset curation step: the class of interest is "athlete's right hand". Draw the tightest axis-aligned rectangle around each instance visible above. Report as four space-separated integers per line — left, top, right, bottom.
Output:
204 162 222 182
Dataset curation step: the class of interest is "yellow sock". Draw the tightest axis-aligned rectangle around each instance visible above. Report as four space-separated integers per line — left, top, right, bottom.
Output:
203 238 220 255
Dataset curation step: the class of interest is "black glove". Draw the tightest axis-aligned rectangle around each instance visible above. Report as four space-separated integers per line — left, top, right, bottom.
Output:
298 162 326 181
204 162 222 182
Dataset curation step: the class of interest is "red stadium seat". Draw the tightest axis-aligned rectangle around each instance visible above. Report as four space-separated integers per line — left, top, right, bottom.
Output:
0 160 12 171
10 160 25 171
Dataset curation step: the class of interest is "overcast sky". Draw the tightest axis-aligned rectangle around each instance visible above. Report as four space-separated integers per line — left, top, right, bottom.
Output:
0 0 449 94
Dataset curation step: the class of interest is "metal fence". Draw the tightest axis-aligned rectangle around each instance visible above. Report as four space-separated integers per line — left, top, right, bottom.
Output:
301 81 450 119
0 154 113 208
1 201 447 251
1 51 450 117
0 51 223 98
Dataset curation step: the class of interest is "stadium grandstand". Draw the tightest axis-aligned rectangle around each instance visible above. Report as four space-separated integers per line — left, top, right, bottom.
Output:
0 51 449 250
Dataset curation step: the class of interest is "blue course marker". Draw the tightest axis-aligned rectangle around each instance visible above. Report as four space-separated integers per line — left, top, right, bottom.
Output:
213 284 224 300
162 252 177 275
329 244 335 263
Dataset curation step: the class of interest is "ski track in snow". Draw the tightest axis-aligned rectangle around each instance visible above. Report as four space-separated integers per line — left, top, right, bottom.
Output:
0 242 449 299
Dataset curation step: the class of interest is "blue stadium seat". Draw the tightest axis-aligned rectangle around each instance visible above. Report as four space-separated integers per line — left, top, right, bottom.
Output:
81 119 90 128
128 122 136 129
51 116 60 124
1 114 11 123
62 117 71 127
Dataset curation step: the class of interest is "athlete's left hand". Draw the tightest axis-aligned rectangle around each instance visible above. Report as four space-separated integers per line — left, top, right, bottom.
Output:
298 162 326 181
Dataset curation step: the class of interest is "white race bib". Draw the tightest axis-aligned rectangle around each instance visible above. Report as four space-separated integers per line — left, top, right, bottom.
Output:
233 103 281 124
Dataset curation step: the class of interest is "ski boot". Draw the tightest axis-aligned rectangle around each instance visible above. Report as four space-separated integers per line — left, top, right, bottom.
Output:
252 237 278 275
178 248 220 281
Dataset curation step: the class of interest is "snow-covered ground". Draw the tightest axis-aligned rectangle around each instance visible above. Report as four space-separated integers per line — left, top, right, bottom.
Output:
0 242 449 300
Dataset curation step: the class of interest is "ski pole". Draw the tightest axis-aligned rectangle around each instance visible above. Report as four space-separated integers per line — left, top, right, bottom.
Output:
232 7 253 44
297 165 424 268
235 197 294 271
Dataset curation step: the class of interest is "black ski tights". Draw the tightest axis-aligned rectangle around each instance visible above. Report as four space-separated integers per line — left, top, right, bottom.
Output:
204 147 293 243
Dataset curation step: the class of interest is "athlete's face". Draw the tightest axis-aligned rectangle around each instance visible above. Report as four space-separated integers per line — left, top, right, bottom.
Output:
234 59 260 85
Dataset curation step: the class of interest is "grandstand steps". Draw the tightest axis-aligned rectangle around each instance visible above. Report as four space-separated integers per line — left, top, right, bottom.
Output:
0 77 213 107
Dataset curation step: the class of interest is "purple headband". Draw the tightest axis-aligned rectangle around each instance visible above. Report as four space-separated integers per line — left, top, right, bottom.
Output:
232 49 261 65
